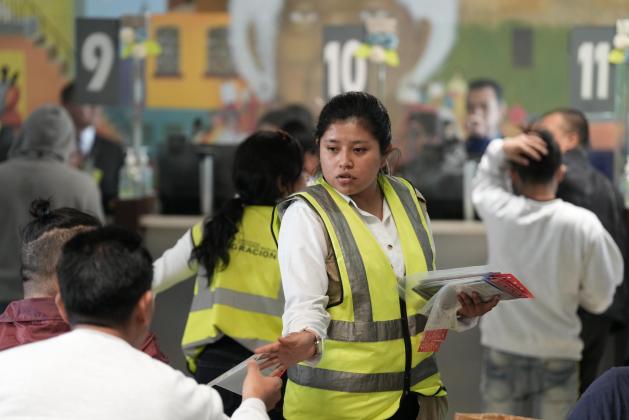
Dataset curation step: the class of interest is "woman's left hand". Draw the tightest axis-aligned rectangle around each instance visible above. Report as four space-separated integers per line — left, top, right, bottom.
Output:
456 292 499 318
255 331 317 375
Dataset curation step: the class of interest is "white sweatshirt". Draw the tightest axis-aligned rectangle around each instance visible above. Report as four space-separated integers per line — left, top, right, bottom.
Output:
472 140 623 360
0 328 269 420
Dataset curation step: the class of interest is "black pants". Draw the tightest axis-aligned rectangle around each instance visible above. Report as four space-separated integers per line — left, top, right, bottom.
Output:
387 392 420 419
579 308 613 394
194 336 285 419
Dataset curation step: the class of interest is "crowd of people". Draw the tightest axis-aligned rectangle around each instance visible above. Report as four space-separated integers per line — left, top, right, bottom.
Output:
0 79 627 420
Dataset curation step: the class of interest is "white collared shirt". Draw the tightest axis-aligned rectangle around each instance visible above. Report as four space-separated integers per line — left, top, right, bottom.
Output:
279 192 404 341
279 186 478 353
79 125 96 156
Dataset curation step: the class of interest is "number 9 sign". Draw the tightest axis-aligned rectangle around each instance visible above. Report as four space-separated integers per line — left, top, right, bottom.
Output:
75 18 119 105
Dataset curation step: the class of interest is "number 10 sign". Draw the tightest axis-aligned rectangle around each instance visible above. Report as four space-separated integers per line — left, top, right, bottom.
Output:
75 18 120 105
570 27 615 114
323 25 367 101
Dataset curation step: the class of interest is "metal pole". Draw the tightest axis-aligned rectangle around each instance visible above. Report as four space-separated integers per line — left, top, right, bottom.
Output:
200 154 214 216
377 63 386 99
132 57 143 156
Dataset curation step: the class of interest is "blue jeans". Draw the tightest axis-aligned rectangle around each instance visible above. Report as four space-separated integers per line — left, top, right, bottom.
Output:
481 347 578 420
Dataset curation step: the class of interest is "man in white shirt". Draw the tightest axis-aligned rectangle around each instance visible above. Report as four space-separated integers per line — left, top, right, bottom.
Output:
472 132 623 420
0 226 281 420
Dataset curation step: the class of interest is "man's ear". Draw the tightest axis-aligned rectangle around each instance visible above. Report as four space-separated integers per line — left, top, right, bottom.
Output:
55 293 69 324
565 132 580 151
509 167 522 191
135 290 154 328
556 164 567 184
509 167 519 183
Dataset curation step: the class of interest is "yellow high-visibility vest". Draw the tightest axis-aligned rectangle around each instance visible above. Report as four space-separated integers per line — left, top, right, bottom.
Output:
181 205 283 372
275 175 446 420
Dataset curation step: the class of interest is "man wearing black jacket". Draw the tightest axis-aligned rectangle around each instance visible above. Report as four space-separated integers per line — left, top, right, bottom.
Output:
61 83 125 215
535 108 627 394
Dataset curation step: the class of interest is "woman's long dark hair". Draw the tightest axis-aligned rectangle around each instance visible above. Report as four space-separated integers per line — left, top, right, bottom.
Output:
191 130 303 283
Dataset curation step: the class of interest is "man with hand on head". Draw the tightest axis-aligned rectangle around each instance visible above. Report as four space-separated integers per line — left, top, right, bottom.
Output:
472 131 623 419
535 108 627 394
0 225 281 420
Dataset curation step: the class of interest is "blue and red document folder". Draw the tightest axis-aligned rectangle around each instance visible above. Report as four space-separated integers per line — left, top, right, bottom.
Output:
413 269 534 302
402 266 534 352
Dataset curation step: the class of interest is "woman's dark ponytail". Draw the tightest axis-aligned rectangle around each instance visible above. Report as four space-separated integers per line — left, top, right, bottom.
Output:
191 131 303 285
191 197 244 281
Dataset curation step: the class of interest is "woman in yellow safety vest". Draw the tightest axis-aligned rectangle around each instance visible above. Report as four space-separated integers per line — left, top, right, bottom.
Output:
258 91 499 420
153 130 304 416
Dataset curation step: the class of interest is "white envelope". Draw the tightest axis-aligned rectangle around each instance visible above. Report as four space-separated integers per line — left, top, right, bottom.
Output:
207 353 278 395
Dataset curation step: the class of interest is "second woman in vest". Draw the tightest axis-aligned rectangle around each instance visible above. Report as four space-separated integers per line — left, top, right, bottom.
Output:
152 130 304 415
258 92 499 420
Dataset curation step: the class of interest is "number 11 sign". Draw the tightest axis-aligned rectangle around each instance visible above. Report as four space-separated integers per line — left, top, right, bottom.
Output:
570 27 615 114
75 18 120 105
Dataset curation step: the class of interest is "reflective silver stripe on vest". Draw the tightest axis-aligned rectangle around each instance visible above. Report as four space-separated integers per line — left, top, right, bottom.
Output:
387 177 434 270
288 354 439 393
190 283 284 317
183 335 272 355
327 313 428 342
307 185 373 322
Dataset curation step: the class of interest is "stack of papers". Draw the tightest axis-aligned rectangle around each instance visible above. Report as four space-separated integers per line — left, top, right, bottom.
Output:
401 265 533 353
411 266 534 302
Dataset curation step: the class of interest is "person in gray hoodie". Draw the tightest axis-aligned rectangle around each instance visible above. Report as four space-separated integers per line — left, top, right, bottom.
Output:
0 104 104 311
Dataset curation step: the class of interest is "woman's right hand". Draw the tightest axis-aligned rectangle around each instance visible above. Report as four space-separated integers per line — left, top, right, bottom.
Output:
255 331 318 373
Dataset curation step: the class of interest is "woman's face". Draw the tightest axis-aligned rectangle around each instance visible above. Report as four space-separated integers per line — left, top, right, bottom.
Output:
319 118 385 199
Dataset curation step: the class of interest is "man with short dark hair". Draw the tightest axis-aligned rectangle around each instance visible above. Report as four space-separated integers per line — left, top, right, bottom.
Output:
465 78 506 160
472 132 623 419
535 108 627 394
0 226 281 419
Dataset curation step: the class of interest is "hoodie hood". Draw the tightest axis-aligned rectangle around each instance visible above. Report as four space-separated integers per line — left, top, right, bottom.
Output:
9 104 76 162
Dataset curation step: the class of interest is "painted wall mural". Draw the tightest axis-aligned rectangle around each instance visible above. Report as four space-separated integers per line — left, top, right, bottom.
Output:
228 0 460 107
3 0 629 164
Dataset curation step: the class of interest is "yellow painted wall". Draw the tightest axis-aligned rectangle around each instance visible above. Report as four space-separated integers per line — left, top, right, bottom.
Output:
146 13 231 109
7 0 75 75
0 50 26 119
30 0 75 47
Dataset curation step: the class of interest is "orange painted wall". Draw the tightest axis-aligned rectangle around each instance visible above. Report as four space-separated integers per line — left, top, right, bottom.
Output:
0 36 67 117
